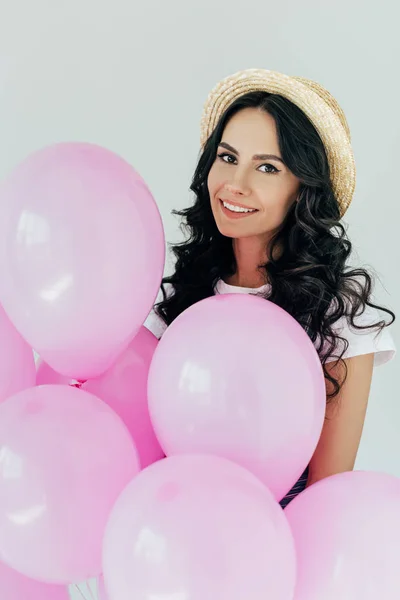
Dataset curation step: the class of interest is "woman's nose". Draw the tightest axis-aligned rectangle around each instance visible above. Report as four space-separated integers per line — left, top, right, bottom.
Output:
224 181 251 197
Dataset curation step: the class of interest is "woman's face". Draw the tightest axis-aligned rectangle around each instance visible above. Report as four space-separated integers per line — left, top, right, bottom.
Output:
207 107 301 241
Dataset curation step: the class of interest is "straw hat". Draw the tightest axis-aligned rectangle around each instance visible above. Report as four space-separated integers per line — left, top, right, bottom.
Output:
200 68 355 216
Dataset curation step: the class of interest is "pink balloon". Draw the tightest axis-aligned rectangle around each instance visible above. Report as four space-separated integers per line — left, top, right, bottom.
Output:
83 326 164 469
0 304 36 403
0 384 140 584
0 142 165 380
148 294 326 501
36 358 76 386
285 471 400 599
103 454 296 600
0 560 70 600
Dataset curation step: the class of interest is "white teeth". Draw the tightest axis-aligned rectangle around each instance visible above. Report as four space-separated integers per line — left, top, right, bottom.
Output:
222 201 256 213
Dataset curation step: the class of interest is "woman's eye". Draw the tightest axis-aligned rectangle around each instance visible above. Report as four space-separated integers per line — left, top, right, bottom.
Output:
259 164 280 174
217 152 236 164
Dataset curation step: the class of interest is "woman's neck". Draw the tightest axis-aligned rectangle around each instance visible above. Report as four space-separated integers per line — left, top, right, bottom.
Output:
226 237 269 289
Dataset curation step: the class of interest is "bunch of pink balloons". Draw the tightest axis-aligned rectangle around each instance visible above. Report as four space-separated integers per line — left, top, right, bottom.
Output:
102 293 400 600
1 141 399 600
0 142 166 590
95 293 325 599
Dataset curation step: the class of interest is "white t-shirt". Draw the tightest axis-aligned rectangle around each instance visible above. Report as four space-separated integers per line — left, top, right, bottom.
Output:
144 280 396 367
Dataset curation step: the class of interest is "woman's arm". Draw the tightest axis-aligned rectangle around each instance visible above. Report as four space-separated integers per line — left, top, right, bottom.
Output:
307 353 374 487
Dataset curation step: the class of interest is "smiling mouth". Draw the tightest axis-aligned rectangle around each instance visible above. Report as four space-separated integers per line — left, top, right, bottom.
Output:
219 199 258 217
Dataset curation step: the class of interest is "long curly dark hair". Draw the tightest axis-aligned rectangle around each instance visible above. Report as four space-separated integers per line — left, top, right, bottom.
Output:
156 91 395 399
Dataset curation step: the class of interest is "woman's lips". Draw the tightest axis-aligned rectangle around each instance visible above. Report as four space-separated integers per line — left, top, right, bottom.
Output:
219 198 259 219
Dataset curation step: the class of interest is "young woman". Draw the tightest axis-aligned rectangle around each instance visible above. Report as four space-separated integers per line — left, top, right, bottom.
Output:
145 68 396 508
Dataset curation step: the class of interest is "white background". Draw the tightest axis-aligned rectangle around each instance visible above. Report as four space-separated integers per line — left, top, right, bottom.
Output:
0 1 398 598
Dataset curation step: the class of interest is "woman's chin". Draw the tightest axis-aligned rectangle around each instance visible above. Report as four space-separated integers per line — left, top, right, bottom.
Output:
215 220 257 239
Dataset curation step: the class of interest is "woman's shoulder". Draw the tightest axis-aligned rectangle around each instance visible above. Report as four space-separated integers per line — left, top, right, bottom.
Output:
326 302 396 367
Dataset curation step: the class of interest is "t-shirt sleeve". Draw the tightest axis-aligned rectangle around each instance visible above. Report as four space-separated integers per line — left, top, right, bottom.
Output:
325 304 396 367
